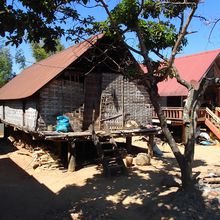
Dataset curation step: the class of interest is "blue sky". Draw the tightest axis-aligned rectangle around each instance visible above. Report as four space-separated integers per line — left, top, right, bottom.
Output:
181 0 220 55
10 0 220 74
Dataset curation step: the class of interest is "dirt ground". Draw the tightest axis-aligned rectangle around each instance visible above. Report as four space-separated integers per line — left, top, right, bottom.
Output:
0 137 220 220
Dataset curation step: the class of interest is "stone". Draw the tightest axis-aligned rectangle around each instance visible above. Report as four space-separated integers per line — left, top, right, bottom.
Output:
135 153 150 166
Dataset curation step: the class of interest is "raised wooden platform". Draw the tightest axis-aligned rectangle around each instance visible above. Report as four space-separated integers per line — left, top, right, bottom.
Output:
39 127 161 141
1 120 161 172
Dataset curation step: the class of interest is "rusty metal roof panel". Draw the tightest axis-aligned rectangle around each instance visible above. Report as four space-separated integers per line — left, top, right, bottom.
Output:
0 34 104 100
158 49 220 96
140 49 220 96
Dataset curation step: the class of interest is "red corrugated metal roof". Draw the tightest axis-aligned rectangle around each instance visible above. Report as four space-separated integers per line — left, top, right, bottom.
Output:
0 34 104 100
141 49 220 96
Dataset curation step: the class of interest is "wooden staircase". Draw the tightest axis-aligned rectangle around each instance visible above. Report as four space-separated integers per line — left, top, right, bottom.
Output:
92 132 127 177
204 108 220 140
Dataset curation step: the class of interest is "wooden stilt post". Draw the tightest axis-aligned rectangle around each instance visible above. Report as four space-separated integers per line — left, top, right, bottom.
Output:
126 136 132 154
148 134 154 158
68 141 76 172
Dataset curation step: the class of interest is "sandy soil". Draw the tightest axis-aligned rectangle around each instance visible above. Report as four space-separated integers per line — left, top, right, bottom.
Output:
0 137 220 220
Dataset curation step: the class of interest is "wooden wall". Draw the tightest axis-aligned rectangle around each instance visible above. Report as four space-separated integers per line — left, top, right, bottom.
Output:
0 105 3 119
83 73 102 130
0 73 152 132
38 78 84 130
24 98 38 130
4 100 23 127
100 73 152 130
0 98 38 130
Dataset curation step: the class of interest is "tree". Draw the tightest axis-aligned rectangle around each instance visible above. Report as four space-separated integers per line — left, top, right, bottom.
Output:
1 0 214 189
15 49 26 70
31 40 64 62
0 43 13 87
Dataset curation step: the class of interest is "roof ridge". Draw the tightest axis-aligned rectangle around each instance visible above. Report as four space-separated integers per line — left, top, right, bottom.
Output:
176 48 220 60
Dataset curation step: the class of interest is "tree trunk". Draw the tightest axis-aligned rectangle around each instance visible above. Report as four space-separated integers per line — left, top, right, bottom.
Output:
144 82 187 178
180 158 193 189
144 81 196 189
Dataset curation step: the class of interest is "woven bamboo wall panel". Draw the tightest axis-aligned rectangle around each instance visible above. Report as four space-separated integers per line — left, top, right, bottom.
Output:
100 73 152 130
39 79 84 130
0 105 3 119
24 98 38 130
4 100 23 127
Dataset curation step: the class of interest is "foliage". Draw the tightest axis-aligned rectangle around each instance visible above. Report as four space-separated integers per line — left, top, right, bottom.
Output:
31 40 64 62
15 49 26 70
0 44 13 87
0 0 93 51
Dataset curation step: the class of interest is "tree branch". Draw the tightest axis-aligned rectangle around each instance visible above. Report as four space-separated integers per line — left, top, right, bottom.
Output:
208 17 220 41
165 3 198 75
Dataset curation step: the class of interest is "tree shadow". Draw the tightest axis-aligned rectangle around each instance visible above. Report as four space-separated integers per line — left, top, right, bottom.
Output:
0 157 62 220
1 141 219 220
53 156 220 220
0 139 17 155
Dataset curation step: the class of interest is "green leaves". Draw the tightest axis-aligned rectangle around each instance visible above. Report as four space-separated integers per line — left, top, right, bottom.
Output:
0 0 84 50
138 20 180 51
108 0 191 54
15 49 26 70
0 0 193 58
143 0 161 19
31 39 64 62
0 45 13 87
111 0 139 29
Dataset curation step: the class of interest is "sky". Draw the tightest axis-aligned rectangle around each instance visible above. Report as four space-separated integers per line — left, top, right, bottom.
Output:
9 0 220 74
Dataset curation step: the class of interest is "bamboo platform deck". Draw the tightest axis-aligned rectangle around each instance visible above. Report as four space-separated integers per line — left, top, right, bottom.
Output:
39 126 161 141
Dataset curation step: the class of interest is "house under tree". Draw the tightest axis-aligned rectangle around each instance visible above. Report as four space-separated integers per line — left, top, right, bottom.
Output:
0 34 159 173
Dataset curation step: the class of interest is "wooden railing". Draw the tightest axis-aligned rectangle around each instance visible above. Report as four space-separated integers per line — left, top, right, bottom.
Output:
153 107 208 121
152 107 220 139
152 107 183 120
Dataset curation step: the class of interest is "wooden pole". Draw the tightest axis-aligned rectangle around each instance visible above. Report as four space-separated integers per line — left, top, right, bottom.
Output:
68 141 76 172
148 134 154 158
126 136 132 154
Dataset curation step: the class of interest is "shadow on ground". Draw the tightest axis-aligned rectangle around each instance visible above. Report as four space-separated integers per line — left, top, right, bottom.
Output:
0 139 17 155
0 141 219 220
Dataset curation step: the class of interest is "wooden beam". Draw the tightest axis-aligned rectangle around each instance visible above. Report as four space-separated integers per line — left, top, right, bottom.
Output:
68 141 76 172
148 134 154 158
126 136 132 153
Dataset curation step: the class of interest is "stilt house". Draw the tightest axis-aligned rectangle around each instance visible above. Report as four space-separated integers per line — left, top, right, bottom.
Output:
141 49 220 140
0 35 153 135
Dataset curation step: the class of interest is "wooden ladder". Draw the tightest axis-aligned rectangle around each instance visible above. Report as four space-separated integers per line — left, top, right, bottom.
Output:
92 131 127 177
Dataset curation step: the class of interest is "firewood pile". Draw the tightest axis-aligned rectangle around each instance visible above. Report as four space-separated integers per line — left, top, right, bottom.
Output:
197 171 220 205
32 147 61 170
8 135 62 170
